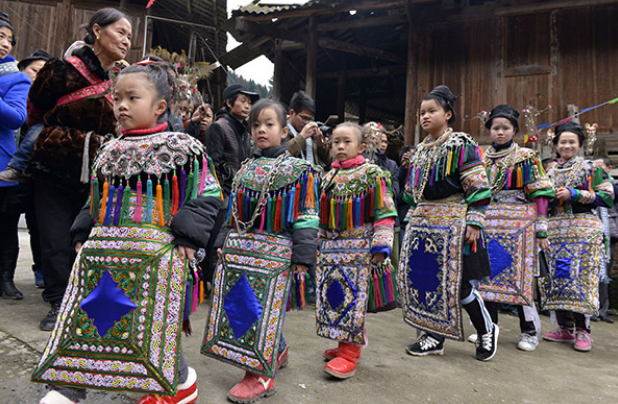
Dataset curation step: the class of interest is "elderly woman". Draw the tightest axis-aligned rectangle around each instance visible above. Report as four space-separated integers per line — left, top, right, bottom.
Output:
26 8 131 335
0 12 32 300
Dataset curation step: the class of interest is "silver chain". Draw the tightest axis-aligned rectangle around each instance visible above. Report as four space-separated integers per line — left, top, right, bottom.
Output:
231 152 290 235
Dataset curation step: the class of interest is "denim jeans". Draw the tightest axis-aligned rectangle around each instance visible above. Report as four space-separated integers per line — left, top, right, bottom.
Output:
9 122 43 172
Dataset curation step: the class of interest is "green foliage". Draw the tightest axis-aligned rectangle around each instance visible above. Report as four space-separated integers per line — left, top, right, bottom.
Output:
227 69 272 99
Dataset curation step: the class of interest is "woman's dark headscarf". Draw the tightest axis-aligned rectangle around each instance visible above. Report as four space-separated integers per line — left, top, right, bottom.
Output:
485 104 520 133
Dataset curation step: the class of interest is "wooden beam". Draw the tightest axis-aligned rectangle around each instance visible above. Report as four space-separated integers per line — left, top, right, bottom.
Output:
317 14 407 31
235 18 306 43
273 39 284 102
336 55 347 122
319 37 405 63
236 18 405 63
306 15 318 99
404 0 417 146
319 65 406 79
495 0 618 16
281 41 304 51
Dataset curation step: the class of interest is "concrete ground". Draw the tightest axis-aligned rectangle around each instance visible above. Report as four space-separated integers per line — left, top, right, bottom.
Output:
2 229 618 404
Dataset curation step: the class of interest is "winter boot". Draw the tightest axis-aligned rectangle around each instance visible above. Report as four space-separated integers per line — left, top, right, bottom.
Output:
0 250 22 299
323 342 361 379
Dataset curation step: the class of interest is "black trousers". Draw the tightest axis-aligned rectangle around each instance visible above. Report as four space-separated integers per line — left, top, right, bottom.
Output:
428 280 493 342
0 187 21 282
556 310 590 333
486 301 536 334
34 181 88 305
201 205 227 285
24 183 42 273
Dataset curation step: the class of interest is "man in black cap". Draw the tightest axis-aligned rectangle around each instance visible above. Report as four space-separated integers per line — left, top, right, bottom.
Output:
18 49 51 82
201 83 259 288
204 83 259 195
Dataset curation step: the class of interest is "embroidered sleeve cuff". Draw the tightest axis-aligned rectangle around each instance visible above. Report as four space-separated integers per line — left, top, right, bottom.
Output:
466 209 486 229
568 187 578 201
536 216 548 236
371 226 394 251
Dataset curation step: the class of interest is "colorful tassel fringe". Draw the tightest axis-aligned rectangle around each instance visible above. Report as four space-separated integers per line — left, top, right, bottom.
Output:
367 260 398 313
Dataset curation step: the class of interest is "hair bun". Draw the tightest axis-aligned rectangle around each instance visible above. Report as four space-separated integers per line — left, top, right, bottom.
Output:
0 12 10 23
429 85 456 105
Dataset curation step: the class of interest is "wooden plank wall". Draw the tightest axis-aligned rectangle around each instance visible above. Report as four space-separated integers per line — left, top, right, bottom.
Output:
0 0 61 59
412 4 618 151
0 0 148 63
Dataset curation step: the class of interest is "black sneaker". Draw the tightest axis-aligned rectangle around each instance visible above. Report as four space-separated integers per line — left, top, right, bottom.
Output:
476 324 499 361
405 334 444 356
40 304 61 331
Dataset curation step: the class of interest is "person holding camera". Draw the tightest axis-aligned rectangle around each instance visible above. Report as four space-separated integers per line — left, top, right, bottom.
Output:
286 91 329 168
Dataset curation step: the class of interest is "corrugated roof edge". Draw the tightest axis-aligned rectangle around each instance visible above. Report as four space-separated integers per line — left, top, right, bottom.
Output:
235 0 346 16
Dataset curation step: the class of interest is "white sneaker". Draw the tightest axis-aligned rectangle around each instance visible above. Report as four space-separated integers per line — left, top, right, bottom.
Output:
517 333 539 352
467 333 478 344
40 391 78 404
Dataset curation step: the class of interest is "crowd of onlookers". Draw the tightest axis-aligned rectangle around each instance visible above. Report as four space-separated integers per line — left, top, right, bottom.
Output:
1 6 616 339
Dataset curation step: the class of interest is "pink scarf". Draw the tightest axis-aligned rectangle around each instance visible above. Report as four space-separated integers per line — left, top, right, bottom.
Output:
331 155 365 169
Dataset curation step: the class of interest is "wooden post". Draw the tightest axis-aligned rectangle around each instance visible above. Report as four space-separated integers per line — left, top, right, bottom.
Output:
273 39 284 102
403 1 417 146
306 15 318 99
359 86 367 124
336 55 347 122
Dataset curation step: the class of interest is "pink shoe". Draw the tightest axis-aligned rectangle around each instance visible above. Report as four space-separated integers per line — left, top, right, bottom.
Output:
542 327 575 343
574 329 592 352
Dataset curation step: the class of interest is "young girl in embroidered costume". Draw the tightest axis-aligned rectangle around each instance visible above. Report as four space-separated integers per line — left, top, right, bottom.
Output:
541 121 614 352
33 63 222 404
316 122 397 379
399 85 498 361
201 99 320 403
472 105 554 352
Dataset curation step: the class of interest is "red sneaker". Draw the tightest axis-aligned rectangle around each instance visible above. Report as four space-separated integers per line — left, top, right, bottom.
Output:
278 343 289 369
323 342 362 379
138 367 198 404
323 346 362 362
227 371 276 403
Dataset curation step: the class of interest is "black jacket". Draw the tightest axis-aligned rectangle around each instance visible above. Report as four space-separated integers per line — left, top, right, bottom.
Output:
203 113 251 196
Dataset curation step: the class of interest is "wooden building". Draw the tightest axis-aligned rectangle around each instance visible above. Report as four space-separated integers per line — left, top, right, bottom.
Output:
0 0 228 103
224 0 618 157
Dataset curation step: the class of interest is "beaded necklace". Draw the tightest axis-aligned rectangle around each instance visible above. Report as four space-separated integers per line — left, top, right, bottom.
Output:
484 142 519 193
409 128 453 204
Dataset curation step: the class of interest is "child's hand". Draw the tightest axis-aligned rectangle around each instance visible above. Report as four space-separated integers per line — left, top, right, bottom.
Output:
464 225 480 244
75 242 83 254
555 187 571 201
299 122 319 139
293 264 308 275
371 253 387 263
176 245 196 261
537 237 550 252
